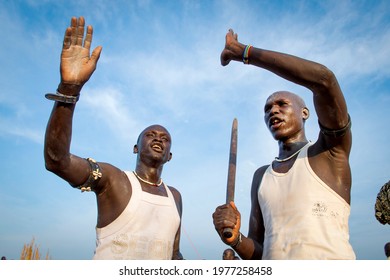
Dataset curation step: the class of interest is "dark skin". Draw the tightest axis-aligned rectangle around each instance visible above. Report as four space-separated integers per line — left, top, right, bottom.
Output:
222 248 235 260
44 17 183 260
385 242 390 258
213 29 351 260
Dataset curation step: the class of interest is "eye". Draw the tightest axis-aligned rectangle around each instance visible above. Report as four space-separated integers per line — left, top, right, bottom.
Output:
278 100 288 107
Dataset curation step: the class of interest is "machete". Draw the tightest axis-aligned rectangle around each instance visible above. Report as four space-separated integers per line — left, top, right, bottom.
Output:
223 118 238 238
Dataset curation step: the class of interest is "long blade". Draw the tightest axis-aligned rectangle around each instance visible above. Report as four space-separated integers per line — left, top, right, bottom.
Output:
223 118 238 238
226 118 238 203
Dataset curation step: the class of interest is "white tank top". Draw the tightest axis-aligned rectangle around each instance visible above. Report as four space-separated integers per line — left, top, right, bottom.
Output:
93 171 180 259
258 143 356 259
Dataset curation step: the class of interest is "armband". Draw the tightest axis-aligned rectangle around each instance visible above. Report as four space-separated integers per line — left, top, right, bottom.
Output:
76 158 102 192
319 114 351 138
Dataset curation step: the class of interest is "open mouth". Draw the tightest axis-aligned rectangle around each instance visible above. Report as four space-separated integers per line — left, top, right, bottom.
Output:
269 117 283 129
151 143 163 152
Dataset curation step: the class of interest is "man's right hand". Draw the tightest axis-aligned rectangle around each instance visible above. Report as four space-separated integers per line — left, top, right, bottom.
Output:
220 29 243 66
59 16 102 95
212 201 242 245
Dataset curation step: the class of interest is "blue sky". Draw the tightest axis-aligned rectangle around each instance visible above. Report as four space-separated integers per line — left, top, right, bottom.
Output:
0 0 389 260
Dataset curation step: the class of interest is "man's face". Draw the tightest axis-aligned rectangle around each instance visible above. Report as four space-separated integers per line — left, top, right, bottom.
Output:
135 125 172 166
264 91 308 141
223 249 235 260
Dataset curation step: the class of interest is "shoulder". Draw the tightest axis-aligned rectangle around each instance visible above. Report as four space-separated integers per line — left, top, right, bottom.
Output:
168 185 183 216
168 186 182 203
251 165 269 195
94 162 127 193
168 185 181 196
253 165 269 183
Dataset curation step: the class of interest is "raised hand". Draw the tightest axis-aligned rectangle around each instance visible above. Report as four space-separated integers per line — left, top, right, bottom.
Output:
60 17 102 93
220 29 242 66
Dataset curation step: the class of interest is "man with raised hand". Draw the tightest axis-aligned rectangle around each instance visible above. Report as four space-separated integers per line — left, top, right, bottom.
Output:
213 29 355 260
44 17 183 260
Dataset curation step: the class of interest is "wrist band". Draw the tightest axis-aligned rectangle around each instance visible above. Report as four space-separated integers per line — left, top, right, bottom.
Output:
45 90 80 104
243 45 252 64
231 232 242 248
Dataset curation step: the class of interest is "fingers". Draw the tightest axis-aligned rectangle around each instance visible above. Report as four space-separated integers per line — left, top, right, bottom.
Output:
65 16 85 47
83 25 93 50
212 204 240 233
227 28 237 39
63 27 72 49
70 17 78 45
76 17 85 46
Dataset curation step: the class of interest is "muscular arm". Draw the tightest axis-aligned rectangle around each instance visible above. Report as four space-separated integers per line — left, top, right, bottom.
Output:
233 166 266 260
44 17 102 188
170 187 184 260
221 29 349 139
212 167 267 260
221 29 352 202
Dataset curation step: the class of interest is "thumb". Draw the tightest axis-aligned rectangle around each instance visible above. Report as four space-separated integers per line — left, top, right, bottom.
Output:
90 46 102 64
229 201 237 211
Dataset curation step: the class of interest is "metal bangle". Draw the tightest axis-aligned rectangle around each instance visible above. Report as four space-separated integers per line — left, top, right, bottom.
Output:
231 232 242 249
45 90 80 104
319 114 352 138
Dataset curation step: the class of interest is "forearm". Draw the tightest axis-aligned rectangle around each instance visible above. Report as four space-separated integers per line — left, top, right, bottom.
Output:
248 47 348 127
44 83 81 172
233 233 263 260
44 101 76 173
249 47 335 93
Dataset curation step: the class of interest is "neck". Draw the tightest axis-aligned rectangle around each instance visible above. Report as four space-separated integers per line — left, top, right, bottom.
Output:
133 171 162 187
275 140 310 162
134 164 163 186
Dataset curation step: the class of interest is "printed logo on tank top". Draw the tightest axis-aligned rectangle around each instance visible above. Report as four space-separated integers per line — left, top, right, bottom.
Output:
312 201 340 218
110 233 172 259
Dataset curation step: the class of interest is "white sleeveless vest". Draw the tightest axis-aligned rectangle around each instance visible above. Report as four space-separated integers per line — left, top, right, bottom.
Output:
258 143 356 259
93 171 180 259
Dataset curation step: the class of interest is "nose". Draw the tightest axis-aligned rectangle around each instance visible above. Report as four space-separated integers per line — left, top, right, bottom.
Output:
270 104 280 115
265 105 279 119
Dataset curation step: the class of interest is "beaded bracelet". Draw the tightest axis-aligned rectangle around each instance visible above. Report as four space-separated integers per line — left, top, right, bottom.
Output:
243 45 252 64
45 90 79 104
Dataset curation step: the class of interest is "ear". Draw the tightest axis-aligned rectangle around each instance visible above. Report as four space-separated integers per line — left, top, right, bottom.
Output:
168 152 172 162
133 145 138 154
302 107 309 121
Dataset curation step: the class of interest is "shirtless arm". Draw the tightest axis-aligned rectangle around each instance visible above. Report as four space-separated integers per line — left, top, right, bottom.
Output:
44 16 103 189
212 166 267 260
233 166 266 260
221 29 352 202
221 29 349 134
170 187 184 260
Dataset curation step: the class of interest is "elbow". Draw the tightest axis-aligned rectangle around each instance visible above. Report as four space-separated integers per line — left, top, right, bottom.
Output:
44 148 68 173
316 65 338 91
